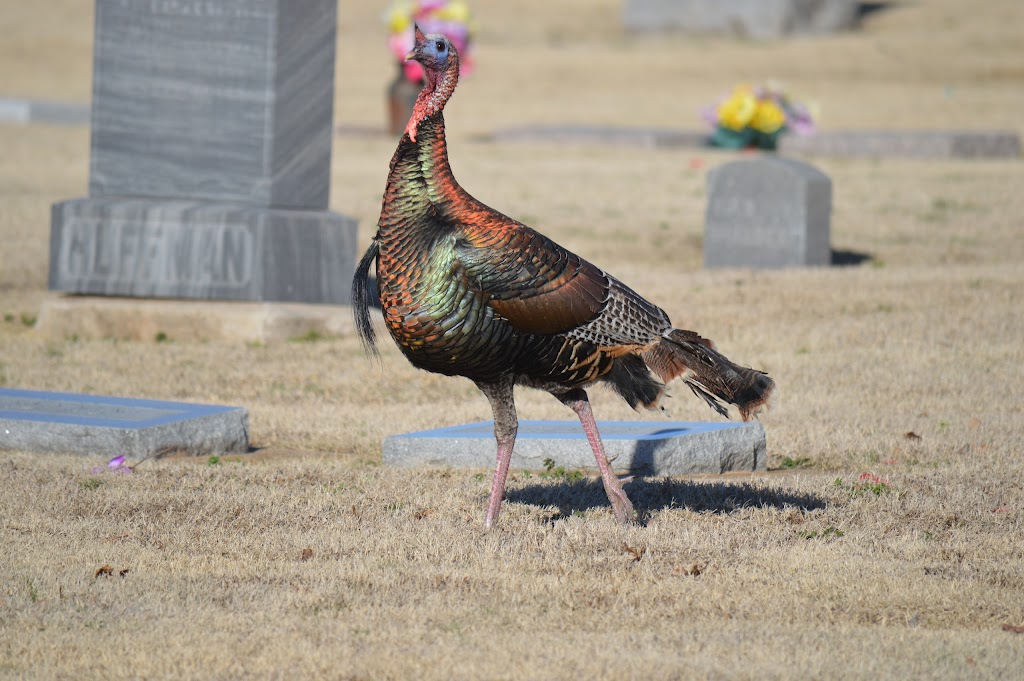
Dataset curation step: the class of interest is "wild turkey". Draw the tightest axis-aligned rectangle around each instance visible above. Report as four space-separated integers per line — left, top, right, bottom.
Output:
353 27 775 528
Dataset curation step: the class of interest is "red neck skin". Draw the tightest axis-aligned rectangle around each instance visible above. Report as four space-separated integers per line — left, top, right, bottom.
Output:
404 53 460 142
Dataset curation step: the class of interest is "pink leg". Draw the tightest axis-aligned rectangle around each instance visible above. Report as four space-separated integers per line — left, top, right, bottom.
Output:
477 378 517 529
484 431 516 529
560 389 637 525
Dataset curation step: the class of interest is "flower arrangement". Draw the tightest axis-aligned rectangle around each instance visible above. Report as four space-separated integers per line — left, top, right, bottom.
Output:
385 0 476 84
705 83 816 150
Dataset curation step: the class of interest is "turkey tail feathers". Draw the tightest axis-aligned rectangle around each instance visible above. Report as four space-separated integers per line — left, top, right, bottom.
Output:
606 353 666 411
643 329 775 421
352 240 380 358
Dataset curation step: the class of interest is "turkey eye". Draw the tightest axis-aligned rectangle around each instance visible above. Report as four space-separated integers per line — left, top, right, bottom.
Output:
435 40 446 52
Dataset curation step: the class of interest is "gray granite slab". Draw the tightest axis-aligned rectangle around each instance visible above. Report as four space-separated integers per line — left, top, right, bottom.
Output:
779 130 1022 159
88 0 336 210
49 197 357 304
489 126 708 149
0 98 91 125
705 157 832 269
623 0 859 38
0 388 248 458
487 126 1021 160
383 420 767 475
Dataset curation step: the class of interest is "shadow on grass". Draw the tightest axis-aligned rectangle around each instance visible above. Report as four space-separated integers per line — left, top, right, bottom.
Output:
831 248 872 266
858 2 896 20
506 476 827 525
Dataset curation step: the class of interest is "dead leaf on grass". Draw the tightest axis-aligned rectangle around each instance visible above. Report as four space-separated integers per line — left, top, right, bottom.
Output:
95 565 114 579
904 431 922 440
300 548 314 561
674 562 706 577
621 543 645 562
967 417 981 430
1002 624 1024 634
414 508 435 520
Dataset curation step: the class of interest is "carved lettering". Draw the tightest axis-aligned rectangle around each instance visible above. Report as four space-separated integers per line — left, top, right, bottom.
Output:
65 223 90 276
92 223 115 276
58 217 253 289
222 226 250 284
144 0 268 19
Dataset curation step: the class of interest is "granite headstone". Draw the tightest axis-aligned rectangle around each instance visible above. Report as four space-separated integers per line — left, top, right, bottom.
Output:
623 0 859 39
704 157 832 269
49 0 357 305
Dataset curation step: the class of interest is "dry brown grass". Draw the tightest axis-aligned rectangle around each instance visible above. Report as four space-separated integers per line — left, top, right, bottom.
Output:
2 1 1024 678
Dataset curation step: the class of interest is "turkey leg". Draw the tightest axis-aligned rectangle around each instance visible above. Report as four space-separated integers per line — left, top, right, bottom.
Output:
478 378 518 529
559 389 637 525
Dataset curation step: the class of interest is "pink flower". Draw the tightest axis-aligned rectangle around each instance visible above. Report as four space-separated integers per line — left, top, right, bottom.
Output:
90 455 133 475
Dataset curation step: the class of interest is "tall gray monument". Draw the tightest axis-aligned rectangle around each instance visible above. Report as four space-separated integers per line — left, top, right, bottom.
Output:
704 157 832 269
49 0 356 304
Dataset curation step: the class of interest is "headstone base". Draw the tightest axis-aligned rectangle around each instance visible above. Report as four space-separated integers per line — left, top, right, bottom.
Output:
384 420 767 475
49 197 357 304
35 295 354 343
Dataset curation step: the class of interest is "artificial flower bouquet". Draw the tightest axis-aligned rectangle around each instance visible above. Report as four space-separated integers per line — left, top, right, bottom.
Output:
706 83 815 150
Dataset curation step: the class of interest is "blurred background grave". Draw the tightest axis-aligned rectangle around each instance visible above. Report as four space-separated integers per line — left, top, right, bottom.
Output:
623 0 861 39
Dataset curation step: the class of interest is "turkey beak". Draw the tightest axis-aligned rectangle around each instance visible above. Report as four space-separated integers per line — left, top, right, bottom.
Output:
407 23 425 61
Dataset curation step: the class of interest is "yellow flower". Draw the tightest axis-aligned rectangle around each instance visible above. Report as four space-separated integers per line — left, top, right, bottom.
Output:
751 99 786 134
437 0 471 24
717 86 757 132
386 2 413 33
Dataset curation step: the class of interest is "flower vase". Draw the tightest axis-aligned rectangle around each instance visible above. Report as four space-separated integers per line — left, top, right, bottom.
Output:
387 65 423 136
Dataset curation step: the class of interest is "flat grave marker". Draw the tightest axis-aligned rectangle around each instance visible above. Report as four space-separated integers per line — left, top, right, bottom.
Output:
488 125 1021 160
0 388 249 458
490 125 708 149
622 0 860 39
778 130 1021 159
0 97 90 125
383 420 767 475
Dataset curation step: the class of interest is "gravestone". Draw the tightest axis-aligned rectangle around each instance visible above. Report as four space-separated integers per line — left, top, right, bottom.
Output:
383 420 767 475
704 157 831 269
48 0 356 304
623 0 859 39
0 388 248 458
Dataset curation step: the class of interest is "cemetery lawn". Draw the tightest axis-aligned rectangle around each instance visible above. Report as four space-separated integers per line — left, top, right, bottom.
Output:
1 0 1023 678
